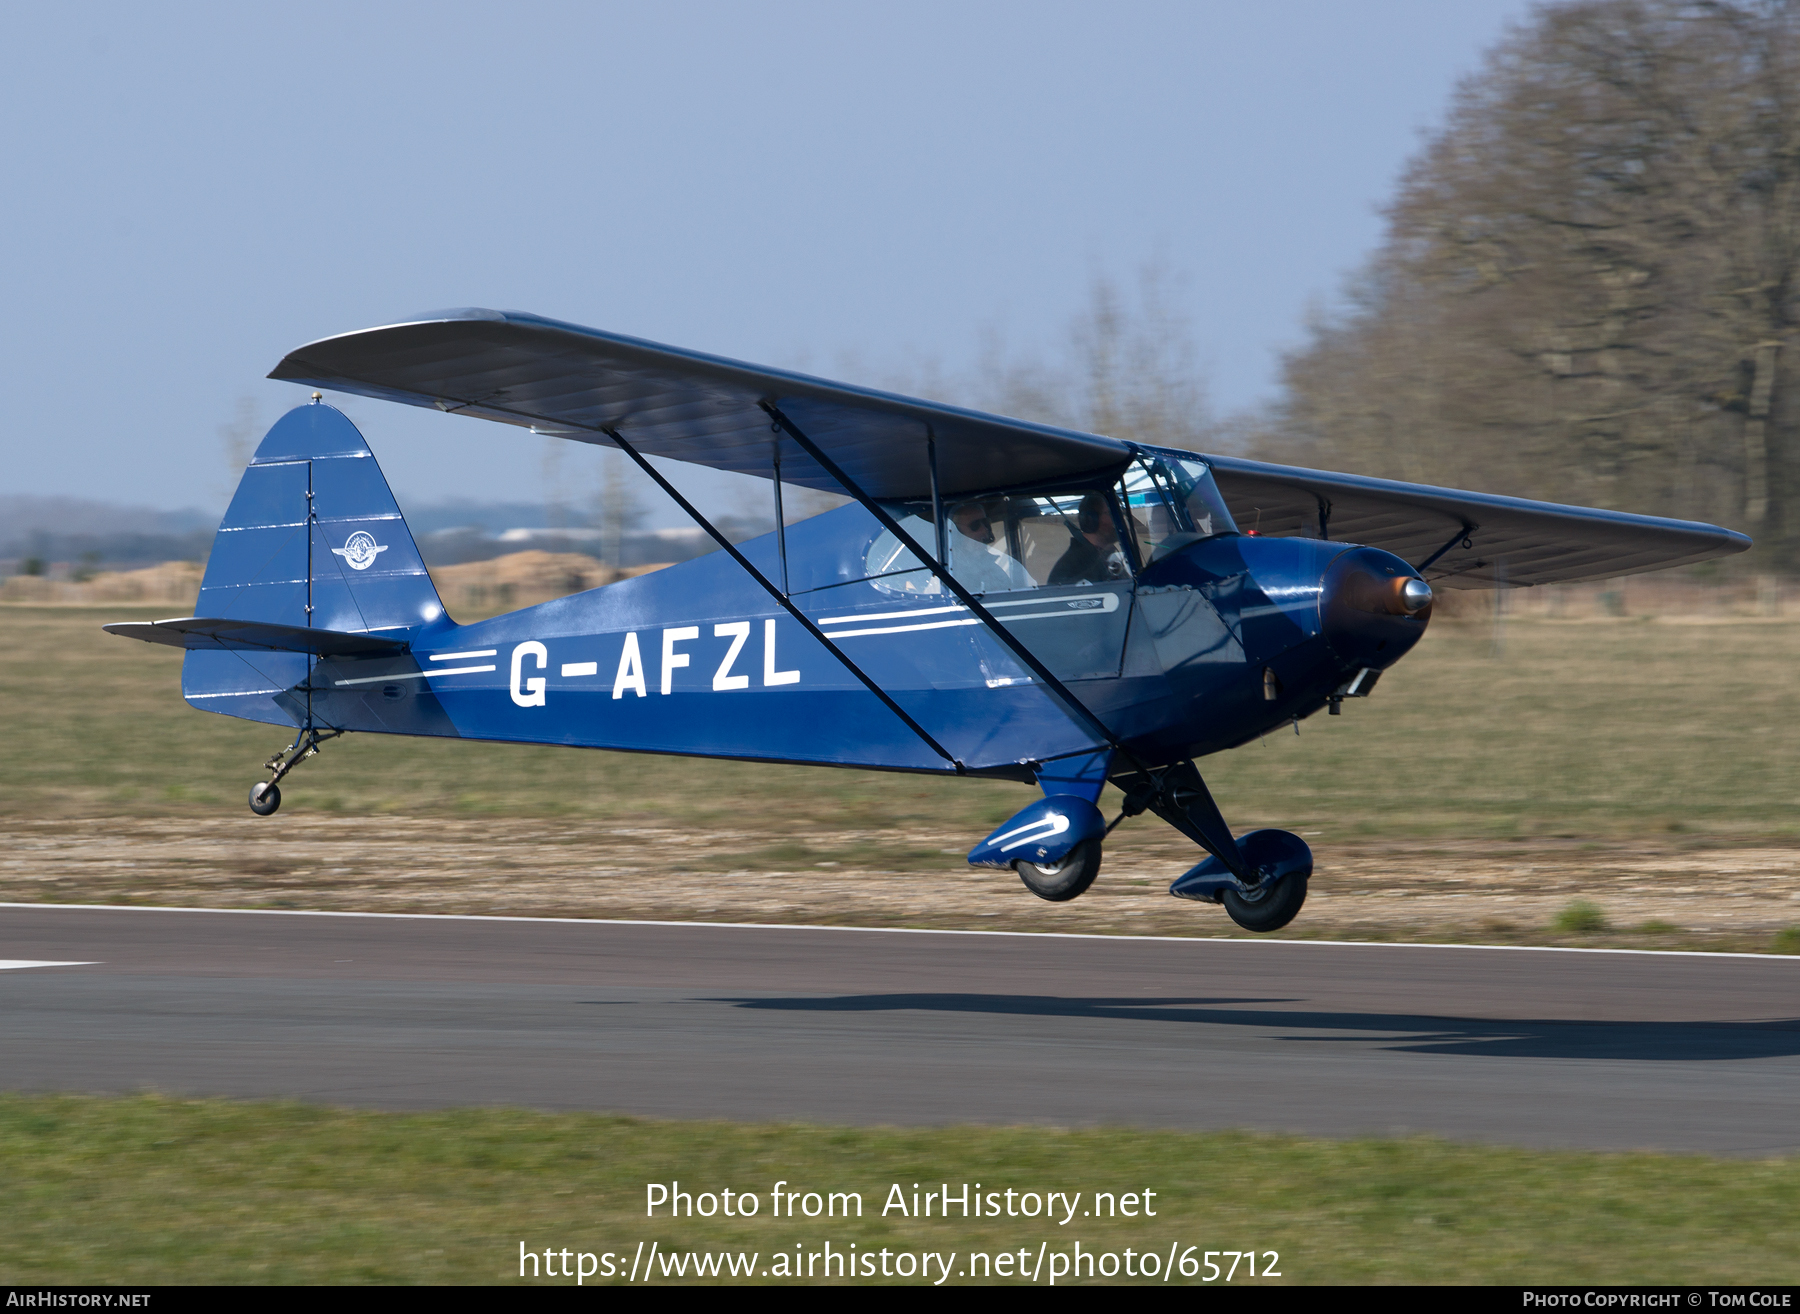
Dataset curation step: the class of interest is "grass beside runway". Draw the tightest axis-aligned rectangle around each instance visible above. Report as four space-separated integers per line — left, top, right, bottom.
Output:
1 1094 1795 1285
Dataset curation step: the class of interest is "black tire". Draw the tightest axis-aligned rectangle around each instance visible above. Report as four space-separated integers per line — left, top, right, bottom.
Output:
1221 872 1307 932
249 782 281 817
1014 839 1102 902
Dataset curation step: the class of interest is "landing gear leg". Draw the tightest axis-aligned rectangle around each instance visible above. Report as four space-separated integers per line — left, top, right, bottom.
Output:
1118 761 1312 932
248 726 342 817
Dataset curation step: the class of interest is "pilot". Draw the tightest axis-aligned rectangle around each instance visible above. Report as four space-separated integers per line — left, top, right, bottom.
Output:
948 501 1032 594
1049 493 1128 585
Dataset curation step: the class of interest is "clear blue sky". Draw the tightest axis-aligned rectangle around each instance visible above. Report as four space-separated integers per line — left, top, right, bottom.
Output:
0 1 1530 518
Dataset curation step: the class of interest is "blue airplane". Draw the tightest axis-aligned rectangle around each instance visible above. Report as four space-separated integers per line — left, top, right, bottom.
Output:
106 310 1750 931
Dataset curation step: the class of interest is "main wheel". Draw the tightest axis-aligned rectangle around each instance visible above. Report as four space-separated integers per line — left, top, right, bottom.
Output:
1221 873 1307 932
1014 839 1102 902
249 782 281 817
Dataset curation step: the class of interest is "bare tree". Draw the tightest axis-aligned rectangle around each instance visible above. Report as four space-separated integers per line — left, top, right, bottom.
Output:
1262 0 1800 565
591 448 645 567
941 263 1219 453
215 396 260 508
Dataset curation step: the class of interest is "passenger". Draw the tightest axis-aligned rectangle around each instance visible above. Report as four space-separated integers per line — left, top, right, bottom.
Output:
948 501 1032 594
1049 492 1128 585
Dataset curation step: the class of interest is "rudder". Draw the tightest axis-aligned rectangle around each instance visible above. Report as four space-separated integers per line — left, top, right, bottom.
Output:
197 400 443 633
183 401 445 724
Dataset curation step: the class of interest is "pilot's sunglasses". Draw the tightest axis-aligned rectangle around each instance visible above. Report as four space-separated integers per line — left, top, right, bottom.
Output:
961 517 990 532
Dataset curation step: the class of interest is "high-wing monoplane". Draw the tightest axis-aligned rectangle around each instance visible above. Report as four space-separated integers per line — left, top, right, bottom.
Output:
107 309 1751 931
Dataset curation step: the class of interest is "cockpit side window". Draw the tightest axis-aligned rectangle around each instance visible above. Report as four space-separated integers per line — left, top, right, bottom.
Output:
862 460 1233 594
1014 490 1131 586
864 488 1133 596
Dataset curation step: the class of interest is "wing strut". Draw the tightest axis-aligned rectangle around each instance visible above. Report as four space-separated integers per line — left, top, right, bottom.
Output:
1414 523 1476 574
761 402 1144 773
771 437 790 595
927 426 948 567
601 425 965 774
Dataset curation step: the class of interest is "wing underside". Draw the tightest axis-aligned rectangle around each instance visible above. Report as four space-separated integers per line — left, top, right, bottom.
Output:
1202 456 1749 588
269 309 1130 501
270 309 1750 588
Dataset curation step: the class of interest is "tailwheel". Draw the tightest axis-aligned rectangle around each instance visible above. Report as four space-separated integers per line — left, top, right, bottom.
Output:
1014 839 1103 902
247 726 342 817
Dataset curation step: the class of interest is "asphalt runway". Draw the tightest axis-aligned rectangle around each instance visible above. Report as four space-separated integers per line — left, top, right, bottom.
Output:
2 904 1797 1155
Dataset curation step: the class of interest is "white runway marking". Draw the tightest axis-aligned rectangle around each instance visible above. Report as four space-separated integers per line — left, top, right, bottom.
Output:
2 904 1798 961
0 960 97 971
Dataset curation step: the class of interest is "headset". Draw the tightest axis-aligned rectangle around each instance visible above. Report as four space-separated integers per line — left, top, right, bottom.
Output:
1077 492 1105 535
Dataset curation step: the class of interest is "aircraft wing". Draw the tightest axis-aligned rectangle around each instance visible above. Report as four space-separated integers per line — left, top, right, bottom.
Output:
269 308 1132 500
271 308 1750 587
1203 455 1750 588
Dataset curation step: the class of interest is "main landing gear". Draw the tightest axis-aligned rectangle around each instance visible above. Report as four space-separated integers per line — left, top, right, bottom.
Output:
1116 762 1313 933
1108 756 1310 928
1013 839 1104 902
1191 828 1313 932
247 726 343 817
979 759 1312 931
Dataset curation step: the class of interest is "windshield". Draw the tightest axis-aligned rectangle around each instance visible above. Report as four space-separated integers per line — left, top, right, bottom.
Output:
1120 454 1236 564
1169 459 1236 537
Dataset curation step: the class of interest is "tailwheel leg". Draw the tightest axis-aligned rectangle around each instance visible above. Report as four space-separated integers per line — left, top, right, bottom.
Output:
249 726 343 817
1118 761 1312 932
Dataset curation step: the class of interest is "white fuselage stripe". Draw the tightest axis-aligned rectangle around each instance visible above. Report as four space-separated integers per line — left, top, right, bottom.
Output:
334 664 495 686
822 608 1115 639
823 618 983 639
429 650 498 661
819 604 969 624
816 593 1115 627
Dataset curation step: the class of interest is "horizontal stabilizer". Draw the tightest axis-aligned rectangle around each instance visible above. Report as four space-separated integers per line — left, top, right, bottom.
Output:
104 617 409 656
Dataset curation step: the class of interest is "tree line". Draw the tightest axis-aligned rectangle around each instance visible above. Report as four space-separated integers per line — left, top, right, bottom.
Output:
1254 0 1800 570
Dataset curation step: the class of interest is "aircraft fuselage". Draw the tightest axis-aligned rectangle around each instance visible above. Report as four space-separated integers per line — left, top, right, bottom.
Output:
186 492 1429 781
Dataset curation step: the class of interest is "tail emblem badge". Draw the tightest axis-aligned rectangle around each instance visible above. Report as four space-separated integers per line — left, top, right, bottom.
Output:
332 531 389 571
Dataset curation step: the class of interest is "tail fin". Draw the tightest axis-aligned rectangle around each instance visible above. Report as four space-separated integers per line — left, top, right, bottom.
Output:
181 401 444 725
198 400 444 634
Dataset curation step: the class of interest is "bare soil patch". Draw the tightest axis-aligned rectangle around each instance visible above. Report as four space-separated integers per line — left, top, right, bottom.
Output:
6 816 1797 953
